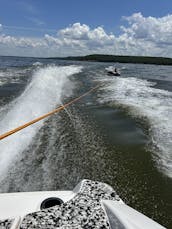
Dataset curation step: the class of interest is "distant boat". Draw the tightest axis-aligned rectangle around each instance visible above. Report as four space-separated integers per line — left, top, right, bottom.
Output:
107 70 120 76
105 66 121 76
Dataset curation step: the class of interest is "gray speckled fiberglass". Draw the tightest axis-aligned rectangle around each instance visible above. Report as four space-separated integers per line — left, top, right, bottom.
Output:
19 180 119 228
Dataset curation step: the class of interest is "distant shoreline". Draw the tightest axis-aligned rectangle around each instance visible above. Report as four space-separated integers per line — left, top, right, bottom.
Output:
1 54 172 65
60 54 172 66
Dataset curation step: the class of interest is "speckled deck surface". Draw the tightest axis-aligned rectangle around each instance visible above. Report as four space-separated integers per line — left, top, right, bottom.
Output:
0 219 14 229
20 180 119 229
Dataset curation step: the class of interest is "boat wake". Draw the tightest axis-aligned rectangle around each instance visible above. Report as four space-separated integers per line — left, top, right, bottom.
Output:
0 65 82 178
98 76 172 178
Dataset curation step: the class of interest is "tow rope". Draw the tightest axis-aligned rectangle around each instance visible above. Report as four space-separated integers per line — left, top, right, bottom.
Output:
0 84 100 141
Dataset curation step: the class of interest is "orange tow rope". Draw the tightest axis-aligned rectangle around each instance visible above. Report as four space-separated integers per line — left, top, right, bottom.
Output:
0 84 100 141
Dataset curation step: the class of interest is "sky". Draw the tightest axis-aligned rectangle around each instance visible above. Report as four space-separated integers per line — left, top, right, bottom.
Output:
0 0 172 57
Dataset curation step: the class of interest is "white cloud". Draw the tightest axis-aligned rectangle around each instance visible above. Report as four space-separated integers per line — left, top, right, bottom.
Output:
119 13 172 56
0 35 47 48
122 13 172 44
1 13 172 57
58 23 90 40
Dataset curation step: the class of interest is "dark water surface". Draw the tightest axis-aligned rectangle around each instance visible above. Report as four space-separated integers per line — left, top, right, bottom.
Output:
0 56 171 228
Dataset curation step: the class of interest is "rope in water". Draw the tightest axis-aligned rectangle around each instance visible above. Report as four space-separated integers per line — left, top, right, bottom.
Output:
0 84 100 141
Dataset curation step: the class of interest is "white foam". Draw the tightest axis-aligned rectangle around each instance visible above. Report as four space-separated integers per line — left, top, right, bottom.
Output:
0 71 9 85
105 66 115 71
0 65 82 177
32 62 43 66
99 76 172 178
0 69 29 85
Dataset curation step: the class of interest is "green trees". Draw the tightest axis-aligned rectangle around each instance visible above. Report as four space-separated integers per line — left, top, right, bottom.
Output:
64 54 172 65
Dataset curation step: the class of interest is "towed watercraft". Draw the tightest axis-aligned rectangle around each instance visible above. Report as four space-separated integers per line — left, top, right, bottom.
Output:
106 66 121 76
0 180 165 228
107 70 120 76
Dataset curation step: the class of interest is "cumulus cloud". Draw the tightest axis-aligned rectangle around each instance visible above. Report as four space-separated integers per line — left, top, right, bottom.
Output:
36 23 116 56
0 35 46 48
122 13 172 44
58 23 115 44
1 13 172 57
119 13 172 56
58 23 90 40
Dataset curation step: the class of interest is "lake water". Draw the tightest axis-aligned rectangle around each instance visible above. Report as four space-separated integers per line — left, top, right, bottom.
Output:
0 56 171 228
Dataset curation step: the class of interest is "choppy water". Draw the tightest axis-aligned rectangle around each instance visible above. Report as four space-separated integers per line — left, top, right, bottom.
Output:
0 56 171 228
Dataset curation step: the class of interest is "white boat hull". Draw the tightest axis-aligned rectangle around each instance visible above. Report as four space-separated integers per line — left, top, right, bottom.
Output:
0 180 166 229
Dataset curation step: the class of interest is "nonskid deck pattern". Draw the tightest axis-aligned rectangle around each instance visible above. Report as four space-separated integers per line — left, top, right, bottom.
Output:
20 180 119 228
0 219 14 229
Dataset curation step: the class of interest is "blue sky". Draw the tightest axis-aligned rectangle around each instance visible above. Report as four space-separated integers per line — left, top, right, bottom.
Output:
0 0 172 57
